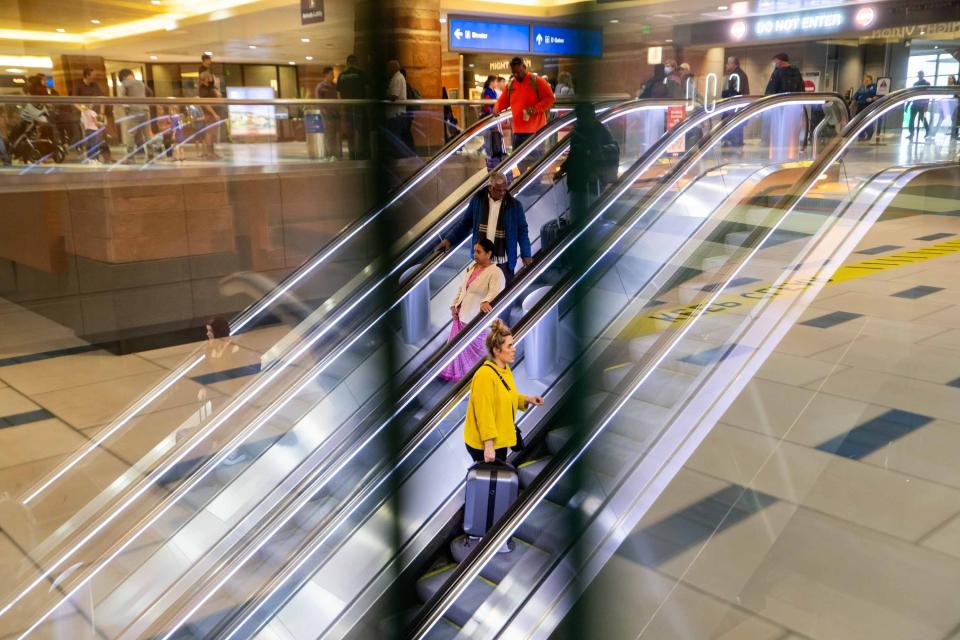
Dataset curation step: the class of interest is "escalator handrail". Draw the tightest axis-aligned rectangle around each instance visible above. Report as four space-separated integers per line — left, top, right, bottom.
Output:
406 90 854 639
201 95 772 640
778 85 959 216
0 99 637 630
114 97 695 640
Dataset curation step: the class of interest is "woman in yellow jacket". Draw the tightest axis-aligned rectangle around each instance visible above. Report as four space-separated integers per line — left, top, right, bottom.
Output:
464 319 544 462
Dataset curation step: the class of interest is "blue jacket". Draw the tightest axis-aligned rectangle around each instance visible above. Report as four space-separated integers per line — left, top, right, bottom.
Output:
444 187 531 267
853 83 876 108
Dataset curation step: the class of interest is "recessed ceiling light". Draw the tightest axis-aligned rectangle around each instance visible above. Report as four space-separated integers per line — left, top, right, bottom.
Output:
468 63 475 68
151 0 161 4
164 20 176 30
920 30 926 35
56 28 65 32
439 16 447 23
305 55 313 61
301 37 310 43
204 50 213 56
5 68 24 74
288 61 296 65
149 55 158 60
610 19 620 23
90 19 101 24
717 5 729 9
665 38 673 42
248 44 257 49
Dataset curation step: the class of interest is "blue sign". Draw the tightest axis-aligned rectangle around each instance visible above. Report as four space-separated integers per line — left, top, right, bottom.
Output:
449 18 530 53
532 25 602 57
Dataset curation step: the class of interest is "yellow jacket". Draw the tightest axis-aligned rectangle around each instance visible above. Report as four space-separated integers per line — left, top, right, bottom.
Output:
464 360 529 450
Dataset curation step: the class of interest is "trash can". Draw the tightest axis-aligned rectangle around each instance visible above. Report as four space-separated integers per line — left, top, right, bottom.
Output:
305 109 325 159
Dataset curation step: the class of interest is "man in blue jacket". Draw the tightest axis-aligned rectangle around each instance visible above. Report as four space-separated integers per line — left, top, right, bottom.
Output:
436 171 532 282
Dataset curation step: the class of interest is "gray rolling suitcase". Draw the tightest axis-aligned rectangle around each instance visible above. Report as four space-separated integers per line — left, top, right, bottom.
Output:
463 461 519 537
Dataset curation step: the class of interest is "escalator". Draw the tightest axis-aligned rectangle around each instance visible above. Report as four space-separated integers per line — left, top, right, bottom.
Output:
400 87 960 640
127 93 849 640
1 98 694 637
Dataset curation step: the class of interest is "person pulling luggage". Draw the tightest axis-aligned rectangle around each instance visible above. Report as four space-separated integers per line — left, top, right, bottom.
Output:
464 319 543 463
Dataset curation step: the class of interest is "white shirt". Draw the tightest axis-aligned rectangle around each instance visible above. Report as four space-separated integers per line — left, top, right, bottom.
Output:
387 71 406 119
487 196 506 264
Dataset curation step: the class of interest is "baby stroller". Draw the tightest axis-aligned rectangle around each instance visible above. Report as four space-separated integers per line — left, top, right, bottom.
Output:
7 104 66 164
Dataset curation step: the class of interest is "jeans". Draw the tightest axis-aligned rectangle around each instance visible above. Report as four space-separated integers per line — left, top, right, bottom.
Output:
909 105 930 138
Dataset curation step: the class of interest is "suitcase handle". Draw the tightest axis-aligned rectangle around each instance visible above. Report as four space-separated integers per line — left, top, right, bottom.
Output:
468 460 516 472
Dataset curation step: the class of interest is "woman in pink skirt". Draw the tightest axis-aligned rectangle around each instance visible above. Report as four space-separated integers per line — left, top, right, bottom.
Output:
439 237 506 381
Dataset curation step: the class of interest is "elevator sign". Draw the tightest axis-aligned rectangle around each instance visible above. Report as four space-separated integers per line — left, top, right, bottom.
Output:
449 18 530 53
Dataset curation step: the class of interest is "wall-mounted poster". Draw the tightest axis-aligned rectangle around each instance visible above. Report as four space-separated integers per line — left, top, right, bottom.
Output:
226 86 277 139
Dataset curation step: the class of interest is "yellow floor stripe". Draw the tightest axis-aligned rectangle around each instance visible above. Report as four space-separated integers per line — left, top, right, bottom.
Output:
623 237 960 338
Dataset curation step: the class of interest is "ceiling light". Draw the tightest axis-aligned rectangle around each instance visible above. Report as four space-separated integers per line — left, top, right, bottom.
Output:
665 38 673 42
305 55 313 61
731 1 749 14
610 19 619 23
149 55 158 60
164 20 177 30
300 37 310 42
439 16 447 23
717 5 729 10
288 61 296 65
90 19 101 24
248 44 257 49
468 63 475 68
0 55 53 68
5 68 24 74
151 0 161 4
56 28 66 33
920 30 925 35
204 50 213 56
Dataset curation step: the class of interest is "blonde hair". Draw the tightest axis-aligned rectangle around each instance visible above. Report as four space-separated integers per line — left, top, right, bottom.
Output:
485 318 512 360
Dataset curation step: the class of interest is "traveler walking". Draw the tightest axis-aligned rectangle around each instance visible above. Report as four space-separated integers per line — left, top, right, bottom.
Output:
337 54 370 159
908 70 932 140
439 238 506 382
722 57 749 147
117 69 151 161
315 66 341 160
436 171 533 282
494 57 556 153
852 75 878 141
463 319 543 463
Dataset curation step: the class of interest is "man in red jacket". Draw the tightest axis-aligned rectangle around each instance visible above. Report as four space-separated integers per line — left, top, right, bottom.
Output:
495 57 556 154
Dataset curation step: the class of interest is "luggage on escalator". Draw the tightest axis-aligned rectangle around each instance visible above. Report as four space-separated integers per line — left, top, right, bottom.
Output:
463 461 519 537
540 212 571 253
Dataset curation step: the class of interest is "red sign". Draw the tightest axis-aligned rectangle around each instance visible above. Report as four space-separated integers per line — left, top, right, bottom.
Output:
666 105 686 154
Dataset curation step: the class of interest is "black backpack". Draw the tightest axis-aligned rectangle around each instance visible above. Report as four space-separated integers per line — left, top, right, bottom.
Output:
784 66 805 93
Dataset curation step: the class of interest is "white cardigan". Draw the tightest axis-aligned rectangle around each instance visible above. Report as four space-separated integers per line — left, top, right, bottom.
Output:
452 263 506 324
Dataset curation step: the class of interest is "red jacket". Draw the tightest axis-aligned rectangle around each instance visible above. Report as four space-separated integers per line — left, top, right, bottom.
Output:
495 73 555 134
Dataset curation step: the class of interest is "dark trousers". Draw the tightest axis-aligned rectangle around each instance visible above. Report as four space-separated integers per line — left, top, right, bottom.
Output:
466 444 508 462
909 106 930 138
512 131 540 174
497 262 514 284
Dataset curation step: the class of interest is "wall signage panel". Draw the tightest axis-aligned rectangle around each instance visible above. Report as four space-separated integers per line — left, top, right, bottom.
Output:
532 24 602 57
449 18 530 53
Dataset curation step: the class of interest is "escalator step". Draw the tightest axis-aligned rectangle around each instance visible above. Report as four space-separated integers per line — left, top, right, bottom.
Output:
416 563 457 603
515 499 568 554
423 618 462 640
518 458 550 489
545 426 645 476
416 566 497 628
449 535 550 584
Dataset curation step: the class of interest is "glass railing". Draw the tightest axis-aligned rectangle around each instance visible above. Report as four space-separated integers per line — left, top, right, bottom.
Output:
0 97 641 637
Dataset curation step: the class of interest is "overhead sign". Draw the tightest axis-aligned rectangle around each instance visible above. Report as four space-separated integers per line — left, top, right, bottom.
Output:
449 18 530 53
531 24 602 57
875 76 891 96
300 0 324 25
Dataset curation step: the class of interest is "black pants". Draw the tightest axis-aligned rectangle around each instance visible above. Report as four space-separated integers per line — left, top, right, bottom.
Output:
497 262 514 284
466 444 507 462
909 106 930 138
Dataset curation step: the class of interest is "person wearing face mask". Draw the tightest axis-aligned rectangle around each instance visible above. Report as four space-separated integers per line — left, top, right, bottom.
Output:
661 59 684 99
765 52 804 95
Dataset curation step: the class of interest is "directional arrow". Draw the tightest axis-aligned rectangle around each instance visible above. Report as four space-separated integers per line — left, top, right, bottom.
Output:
454 28 463 40
535 33 543 45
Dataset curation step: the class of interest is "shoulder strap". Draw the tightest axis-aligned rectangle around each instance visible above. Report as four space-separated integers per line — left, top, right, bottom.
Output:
483 363 511 391
506 73 540 101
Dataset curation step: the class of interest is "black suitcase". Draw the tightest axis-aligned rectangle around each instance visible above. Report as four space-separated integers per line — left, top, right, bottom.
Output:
463 461 519 537
540 213 570 253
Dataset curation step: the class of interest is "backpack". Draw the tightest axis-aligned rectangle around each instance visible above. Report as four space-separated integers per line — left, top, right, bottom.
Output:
406 83 422 110
784 66 805 93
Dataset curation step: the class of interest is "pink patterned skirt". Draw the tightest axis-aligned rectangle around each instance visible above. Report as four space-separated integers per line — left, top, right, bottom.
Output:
439 315 489 382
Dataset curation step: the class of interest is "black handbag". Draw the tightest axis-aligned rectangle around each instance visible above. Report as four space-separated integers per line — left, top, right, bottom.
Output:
483 363 525 451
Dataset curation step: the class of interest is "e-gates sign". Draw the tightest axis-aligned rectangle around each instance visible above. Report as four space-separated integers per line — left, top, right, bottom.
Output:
449 18 530 53
532 24 602 57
